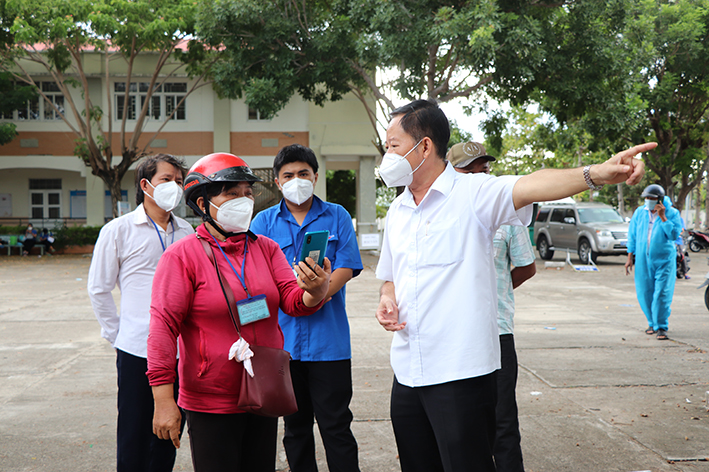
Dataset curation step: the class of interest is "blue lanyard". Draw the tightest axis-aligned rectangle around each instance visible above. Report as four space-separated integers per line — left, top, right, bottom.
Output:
146 215 175 252
209 232 250 297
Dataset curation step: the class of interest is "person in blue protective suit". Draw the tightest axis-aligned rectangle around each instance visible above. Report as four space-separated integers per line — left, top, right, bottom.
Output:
625 184 682 340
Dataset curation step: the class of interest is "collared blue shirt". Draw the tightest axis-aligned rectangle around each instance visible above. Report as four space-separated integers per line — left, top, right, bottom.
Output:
251 196 363 361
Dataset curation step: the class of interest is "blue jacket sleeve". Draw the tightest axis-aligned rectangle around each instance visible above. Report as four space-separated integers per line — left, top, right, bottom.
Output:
627 210 637 255
660 206 682 242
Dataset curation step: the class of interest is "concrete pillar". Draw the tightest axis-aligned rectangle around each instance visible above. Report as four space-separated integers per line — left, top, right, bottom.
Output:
313 149 327 202
357 155 377 237
213 96 231 153
85 172 105 226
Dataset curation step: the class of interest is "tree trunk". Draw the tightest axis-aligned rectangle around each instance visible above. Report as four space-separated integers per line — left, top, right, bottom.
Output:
107 170 124 219
617 184 625 217
695 180 702 230
704 181 709 231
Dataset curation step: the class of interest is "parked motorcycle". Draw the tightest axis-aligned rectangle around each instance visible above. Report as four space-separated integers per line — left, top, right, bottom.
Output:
698 257 709 311
687 229 709 252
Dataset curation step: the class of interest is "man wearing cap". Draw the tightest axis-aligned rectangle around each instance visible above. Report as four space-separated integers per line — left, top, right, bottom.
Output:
625 184 682 341
374 99 654 472
448 142 536 472
446 141 496 174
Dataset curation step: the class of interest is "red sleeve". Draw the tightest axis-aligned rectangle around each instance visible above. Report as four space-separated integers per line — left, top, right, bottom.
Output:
147 249 195 386
263 238 325 317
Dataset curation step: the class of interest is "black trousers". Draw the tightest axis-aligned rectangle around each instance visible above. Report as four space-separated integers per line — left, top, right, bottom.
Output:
185 410 278 472
391 373 497 472
116 349 180 472
494 334 524 472
283 360 360 472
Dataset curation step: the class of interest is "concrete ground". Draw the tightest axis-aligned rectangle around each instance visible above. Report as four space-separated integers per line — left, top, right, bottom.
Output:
0 249 708 472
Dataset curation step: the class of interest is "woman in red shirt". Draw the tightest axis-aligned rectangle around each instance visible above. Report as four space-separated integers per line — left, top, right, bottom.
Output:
147 153 331 472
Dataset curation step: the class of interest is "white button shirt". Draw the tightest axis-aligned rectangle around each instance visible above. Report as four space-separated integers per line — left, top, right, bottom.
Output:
376 163 532 387
87 204 194 358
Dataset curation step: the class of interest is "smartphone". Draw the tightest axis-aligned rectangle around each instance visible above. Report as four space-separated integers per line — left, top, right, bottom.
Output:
299 230 329 268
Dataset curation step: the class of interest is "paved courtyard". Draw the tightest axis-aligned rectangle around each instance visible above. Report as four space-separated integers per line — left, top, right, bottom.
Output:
1 250 709 471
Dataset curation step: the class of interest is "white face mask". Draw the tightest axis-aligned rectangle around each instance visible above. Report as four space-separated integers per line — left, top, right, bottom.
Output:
378 139 424 188
210 197 254 233
145 180 183 212
281 178 314 205
645 198 657 211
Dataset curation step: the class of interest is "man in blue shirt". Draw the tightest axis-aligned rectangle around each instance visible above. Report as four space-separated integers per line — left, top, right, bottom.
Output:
251 144 363 472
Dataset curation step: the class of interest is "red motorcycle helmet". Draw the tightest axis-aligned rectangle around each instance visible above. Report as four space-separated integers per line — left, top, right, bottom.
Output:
184 152 262 206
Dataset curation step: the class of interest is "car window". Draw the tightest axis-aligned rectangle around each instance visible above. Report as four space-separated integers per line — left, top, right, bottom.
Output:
565 209 576 220
536 208 550 222
549 208 567 223
577 208 624 224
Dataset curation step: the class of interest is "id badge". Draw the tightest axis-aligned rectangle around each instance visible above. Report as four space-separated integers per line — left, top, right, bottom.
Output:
236 294 270 325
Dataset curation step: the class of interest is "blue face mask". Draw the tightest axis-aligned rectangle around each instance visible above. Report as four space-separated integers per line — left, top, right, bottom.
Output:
645 198 657 210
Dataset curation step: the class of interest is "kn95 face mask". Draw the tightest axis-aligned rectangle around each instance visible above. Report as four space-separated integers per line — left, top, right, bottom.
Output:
145 180 183 212
210 197 254 233
378 139 424 188
281 178 314 205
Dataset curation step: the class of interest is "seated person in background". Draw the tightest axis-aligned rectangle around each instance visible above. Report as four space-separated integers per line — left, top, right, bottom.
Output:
38 228 56 254
22 223 37 256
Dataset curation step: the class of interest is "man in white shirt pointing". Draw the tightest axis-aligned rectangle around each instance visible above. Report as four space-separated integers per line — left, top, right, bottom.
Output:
88 154 194 472
375 99 655 472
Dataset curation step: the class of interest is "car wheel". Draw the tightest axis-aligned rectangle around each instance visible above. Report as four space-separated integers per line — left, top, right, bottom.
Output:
689 239 703 252
705 286 709 311
537 235 554 260
577 239 598 264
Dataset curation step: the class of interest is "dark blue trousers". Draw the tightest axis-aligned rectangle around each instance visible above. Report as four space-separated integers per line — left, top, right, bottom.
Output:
391 373 498 472
494 334 524 472
283 360 360 472
116 349 180 472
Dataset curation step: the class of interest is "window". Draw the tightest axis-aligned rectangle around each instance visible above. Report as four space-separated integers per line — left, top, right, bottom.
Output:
29 179 62 219
115 82 186 121
248 107 269 121
0 82 64 121
549 208 567 223
535 207 550 223
42 82 65 120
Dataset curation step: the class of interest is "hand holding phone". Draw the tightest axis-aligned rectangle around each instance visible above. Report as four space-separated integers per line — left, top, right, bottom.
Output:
299 230 329 269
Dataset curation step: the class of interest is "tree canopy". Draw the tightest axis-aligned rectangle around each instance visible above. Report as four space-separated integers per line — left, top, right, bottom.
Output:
199 0 557 153
493 0 709 209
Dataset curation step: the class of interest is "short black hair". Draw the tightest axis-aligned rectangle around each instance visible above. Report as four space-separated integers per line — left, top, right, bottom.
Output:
273 144 319 177
135 154 188 205
390 99 450 160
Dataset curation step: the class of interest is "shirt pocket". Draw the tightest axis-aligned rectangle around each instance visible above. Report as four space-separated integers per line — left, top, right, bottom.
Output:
421 218 464 267
325 233 339 264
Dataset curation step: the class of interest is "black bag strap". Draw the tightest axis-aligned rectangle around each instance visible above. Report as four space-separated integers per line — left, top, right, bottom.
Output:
197 235 242 336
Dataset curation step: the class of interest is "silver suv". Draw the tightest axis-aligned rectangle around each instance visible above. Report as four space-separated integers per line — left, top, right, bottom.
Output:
533 201 629 263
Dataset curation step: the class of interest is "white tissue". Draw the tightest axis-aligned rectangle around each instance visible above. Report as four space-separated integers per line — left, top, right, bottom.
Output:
228 338 254 377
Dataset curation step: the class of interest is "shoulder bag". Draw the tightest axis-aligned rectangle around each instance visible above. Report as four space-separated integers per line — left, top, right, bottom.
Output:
198 236 298 418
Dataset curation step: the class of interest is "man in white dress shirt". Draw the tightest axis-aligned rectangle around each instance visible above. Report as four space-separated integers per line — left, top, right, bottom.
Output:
375 99 655 472
88 154 194 472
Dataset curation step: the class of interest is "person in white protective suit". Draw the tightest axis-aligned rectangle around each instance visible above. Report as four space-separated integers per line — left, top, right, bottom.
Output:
625 184 682 341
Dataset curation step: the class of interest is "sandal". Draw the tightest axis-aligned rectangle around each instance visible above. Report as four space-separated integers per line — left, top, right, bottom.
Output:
656 329 669 340
645 328 656 335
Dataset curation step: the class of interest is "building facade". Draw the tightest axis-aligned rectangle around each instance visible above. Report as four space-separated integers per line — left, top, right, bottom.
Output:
0 50 380 242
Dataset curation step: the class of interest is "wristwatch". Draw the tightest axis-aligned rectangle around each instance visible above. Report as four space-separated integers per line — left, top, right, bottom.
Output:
583 165 603 190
